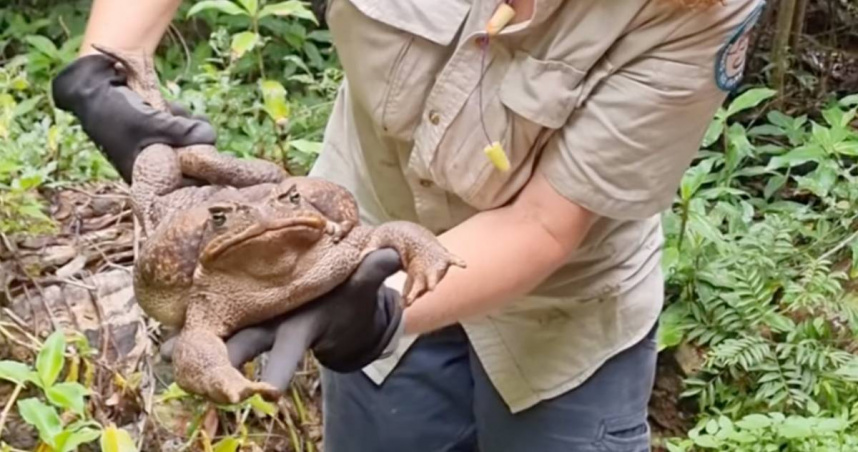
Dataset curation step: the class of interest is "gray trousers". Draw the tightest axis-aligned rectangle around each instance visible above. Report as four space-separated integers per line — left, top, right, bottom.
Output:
320 322 658 451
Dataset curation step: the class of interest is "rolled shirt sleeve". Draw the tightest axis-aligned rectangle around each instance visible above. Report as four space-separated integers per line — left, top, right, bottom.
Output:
537 0 765 221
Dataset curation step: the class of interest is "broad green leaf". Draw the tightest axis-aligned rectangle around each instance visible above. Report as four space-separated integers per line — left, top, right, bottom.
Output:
839 94 858 107
691 434 720 449
237 0 258 15
289 139 322 155
157 383 189 402
700 116 723 148
58 35 85 59
24 35 59 59
303 41 324 68
660 246 680 275
763 173 786 200
766 110 793 128
764 144 825 170
213 437 241 452
0 361 37 386
657 301 688 351
778 417 813 439
821 105 847 129
680 158 714 201
795 162 838 198
259 79 289 124
763 312 794 333
55 427 102 452
36 330 66 388
725 87 777 117
99 424 138 452
815 418 847 433
248 394 277 417
833 141 858 156
259 1 318 23
230 31 259 59
187 0 247 17
735 414 772 430
46 382 89 415
13 95 42 117
17 398 62 447
747 124 784 137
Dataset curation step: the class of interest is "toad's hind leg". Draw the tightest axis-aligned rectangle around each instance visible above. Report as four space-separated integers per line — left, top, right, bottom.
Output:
177 145 288 187
172 328 281 404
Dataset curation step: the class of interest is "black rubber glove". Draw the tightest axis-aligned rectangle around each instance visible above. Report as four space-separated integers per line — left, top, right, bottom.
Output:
161 249 405 391
51 53 217 183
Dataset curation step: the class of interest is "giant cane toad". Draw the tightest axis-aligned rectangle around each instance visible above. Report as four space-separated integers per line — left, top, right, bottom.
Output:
93 44 466 404
134 179 465 404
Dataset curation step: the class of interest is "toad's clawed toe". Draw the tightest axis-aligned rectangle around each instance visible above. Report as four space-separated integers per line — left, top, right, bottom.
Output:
403 248 466 304
172 329 281 405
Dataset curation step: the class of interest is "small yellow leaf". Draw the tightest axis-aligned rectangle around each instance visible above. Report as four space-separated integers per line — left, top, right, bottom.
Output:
230 31 259 60
259 79 290 126
83 359 95 388
100 424 138 452
213 437 242 452
199 428 215 452
483 141 510 172
11 77 29 91
248 393 278 418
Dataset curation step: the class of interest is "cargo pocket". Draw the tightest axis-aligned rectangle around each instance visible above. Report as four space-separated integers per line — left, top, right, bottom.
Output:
437 50 588 211
596 412 651 452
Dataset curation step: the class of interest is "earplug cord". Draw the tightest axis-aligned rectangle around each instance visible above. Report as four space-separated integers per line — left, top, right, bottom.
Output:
478 0 515 146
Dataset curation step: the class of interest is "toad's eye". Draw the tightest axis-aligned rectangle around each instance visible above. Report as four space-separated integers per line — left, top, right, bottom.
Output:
279 185 301 205
208 206 231 227
212 212 226 227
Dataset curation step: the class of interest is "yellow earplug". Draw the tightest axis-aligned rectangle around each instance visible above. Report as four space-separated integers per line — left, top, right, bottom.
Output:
486 3 516 36
484 141 511 172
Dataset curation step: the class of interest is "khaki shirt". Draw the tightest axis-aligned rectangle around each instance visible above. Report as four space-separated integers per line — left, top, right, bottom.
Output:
309 0 765 413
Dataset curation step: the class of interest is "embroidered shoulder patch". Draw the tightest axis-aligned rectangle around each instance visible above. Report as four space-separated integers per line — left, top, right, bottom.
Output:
715 2 765 92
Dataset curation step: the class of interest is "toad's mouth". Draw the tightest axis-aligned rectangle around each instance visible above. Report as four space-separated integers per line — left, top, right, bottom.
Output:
204 215 326 261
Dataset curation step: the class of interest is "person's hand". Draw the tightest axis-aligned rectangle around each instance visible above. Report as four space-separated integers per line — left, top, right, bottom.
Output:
161 249 406 391
51 52 216 183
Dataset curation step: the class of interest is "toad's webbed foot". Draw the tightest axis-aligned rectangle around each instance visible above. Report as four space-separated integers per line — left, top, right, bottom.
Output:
357 222 466 305
172 328 281 404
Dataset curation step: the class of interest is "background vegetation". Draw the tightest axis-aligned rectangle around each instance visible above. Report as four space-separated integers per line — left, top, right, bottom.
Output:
0 0 857 451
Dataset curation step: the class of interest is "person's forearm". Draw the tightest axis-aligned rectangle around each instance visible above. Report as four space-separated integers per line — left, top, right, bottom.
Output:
400 173 595 335
79 0 183 56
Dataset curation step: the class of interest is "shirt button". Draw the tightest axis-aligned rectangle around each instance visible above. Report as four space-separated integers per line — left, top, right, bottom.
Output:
428 110 440 125
419 179 433 188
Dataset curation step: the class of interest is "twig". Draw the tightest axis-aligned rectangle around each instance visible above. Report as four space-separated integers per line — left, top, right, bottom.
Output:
35 277 97 290
168 23 192 80
0 383 24 440
0 232 61 331
818 230 858 263
0 323 39 352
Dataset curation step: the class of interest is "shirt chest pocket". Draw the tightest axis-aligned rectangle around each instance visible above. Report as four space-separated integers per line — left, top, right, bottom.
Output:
326 0 470 141
430 50 589 210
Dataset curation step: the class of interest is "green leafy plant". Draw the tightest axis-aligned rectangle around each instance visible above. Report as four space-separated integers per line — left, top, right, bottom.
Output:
665 411 858 451
658 88 858 446
0 330 102 452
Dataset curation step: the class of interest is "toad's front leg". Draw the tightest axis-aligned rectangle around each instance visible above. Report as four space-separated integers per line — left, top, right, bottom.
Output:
355 222 466 305
171 328 281 404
